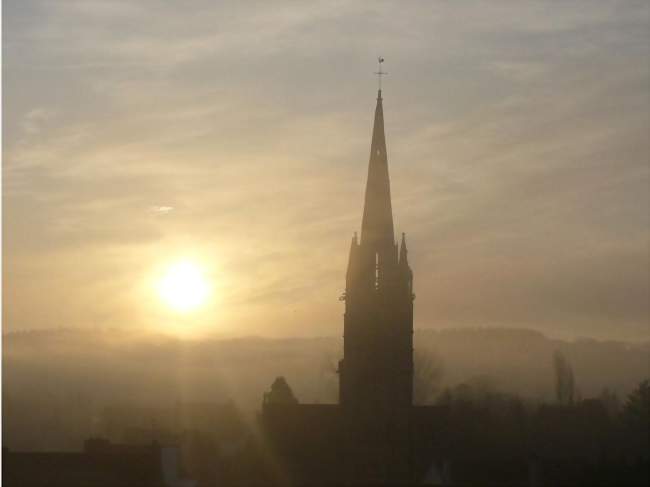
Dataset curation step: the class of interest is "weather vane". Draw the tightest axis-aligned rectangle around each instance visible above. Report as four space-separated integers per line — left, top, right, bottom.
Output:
374 57 387 91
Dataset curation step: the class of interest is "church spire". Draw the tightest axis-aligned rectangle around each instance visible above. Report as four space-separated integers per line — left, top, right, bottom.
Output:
399 232 409 266
338 71 415 414
360 89 395 251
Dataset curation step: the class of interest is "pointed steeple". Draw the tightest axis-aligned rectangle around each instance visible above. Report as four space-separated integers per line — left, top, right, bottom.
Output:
399 232 409 266
338 75 415 414
360 90 395 251
346 232 359 281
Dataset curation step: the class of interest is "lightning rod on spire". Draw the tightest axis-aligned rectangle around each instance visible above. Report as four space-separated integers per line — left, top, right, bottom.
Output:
374 57 388 92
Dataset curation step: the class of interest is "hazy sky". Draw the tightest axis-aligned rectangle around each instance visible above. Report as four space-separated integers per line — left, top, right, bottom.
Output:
4 1 649 340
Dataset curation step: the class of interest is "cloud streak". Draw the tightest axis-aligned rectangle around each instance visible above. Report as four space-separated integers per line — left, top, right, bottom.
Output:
3 0 649 340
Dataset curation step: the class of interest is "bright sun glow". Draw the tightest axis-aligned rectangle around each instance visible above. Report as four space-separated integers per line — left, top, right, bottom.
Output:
158 260 211 312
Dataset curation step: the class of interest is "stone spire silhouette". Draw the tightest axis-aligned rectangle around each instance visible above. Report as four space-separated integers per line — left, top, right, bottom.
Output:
399 232 409 267
339 85 414 414
360 90 395 252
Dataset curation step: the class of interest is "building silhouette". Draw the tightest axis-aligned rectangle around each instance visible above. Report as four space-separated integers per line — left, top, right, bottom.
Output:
339 88 414 412
2 438 195 487
337 88 414 482
262 88 425 485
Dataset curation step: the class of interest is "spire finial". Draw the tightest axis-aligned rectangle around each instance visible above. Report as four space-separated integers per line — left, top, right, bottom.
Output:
374 57 387 94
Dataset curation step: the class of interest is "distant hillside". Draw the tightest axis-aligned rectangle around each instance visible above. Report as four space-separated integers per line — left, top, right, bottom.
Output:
3 326 648 451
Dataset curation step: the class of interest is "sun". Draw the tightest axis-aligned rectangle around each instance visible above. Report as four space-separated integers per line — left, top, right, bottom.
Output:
157 260 211 312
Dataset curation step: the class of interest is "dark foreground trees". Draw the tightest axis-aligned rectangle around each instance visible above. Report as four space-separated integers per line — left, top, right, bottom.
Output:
423 378 650 486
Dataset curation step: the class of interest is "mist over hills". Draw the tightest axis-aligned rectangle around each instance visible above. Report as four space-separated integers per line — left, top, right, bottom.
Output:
3 326 648 451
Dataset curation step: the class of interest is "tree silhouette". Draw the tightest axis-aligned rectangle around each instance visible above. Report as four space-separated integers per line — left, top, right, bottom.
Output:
413 350 444 405
553 350 575 405
263 377 298 405
622 379 649 452
622 379 649 425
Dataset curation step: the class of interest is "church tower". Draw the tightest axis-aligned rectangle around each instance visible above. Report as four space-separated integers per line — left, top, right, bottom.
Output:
338 88 414 412
261 82 417 485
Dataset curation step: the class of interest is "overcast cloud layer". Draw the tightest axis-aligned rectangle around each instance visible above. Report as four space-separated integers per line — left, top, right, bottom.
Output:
3 0 649 340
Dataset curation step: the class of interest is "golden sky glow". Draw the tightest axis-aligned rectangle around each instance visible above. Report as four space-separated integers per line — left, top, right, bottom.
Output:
3 1 649 340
